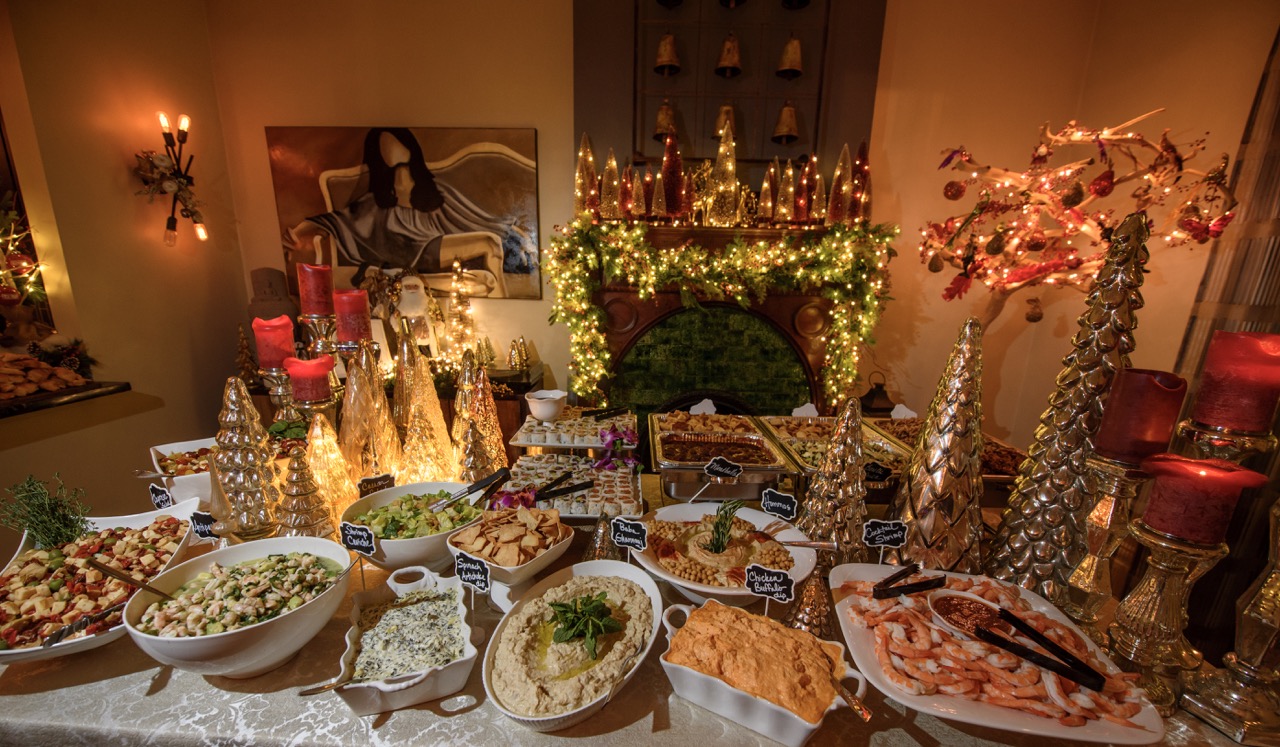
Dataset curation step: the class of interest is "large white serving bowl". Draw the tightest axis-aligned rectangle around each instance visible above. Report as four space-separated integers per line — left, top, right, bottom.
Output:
149 437 216 506
0 498 198 665
332 566 479 716
123 536 354 679
340 481 477 572
482 559 664 732
446 519 574 587
629 503 816 606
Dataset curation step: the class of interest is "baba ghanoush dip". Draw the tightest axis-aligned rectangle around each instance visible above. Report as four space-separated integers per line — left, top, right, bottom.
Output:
490 575 650 717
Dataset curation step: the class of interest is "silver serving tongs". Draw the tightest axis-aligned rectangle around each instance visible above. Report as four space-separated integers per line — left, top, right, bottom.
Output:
426 468 511 513
42 601 126 648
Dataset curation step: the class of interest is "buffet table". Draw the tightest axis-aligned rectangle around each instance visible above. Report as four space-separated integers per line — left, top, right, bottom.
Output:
0 479 1239 747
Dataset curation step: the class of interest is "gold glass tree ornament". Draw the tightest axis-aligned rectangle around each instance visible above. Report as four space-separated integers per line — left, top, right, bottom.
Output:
573 132 598 216
796 396 870 567
211 376 280 542
706 121 739 227
276 446 335 539
305 412 359 520
886 318 985 572
774 161 796 222
600 149 622 221
986 212 1150 603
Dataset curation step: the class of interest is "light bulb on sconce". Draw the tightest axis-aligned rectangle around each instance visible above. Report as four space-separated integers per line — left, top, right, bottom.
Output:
136 108 206 245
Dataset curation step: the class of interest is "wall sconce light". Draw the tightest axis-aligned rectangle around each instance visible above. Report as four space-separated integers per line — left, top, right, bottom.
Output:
134 111 206 246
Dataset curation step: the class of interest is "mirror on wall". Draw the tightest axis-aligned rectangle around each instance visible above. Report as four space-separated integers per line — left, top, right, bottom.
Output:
0 110 56 348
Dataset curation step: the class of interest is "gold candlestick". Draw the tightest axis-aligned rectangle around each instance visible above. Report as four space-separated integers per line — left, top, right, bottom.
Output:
299 313 337 359
1061 456 1150 645
257 367 304 423
293 393 338 432
1108 518 1228 716
1177 421 1279 745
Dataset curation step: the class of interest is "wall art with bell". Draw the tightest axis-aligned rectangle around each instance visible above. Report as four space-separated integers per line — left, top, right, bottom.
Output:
635 0 829 166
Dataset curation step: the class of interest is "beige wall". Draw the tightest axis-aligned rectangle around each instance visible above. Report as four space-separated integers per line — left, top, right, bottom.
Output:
870 0 1280 445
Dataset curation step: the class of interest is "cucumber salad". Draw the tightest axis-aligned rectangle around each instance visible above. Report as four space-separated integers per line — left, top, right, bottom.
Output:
138 552 342 637
354 491 481 540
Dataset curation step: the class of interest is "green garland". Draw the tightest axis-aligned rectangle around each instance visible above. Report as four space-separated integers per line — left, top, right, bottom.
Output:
546 218 897 404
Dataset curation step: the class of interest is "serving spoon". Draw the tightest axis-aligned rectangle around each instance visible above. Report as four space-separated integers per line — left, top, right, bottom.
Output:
85 557 175 601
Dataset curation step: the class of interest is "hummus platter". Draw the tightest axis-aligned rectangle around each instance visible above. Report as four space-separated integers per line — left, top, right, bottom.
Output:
482 560 663 732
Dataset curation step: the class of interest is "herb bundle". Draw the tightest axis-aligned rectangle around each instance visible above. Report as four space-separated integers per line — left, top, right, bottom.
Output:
703 500 744 555
268 419 309 440
0 474 91 549
549 591 623 660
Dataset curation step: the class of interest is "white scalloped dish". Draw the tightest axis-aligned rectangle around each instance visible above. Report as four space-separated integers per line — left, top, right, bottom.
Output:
149 437 215 506
331 566 478 715
659 600 867 747
0 498 198 664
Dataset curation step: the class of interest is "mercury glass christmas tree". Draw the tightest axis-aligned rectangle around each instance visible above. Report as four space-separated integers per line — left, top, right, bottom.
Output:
887 318 985 572
985 212 1149 602
797 396 869 566
276 446 335 539
305 412 358 518
211 376 279 542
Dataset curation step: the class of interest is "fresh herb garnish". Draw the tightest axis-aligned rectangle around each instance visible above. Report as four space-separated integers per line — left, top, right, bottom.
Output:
548 591 623 660
268 419 309 440
703 500 744 555
0 474 91 549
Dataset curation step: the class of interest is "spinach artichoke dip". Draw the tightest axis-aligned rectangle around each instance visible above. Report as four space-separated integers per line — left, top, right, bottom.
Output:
352 587 465 682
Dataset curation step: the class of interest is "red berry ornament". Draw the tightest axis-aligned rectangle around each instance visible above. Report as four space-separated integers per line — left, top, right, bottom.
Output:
943 180 966 201
1089 169 1115 198
4 253 35 276
0 285 20 306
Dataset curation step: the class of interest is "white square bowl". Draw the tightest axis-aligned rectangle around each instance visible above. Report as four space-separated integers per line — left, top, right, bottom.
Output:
149 437 216 506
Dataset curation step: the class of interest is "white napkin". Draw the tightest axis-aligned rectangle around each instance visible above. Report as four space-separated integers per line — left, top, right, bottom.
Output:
689 398 718 415
891 403 918 419
791 402 820 417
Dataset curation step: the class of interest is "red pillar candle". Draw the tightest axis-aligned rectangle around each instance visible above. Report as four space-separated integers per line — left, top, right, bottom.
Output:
1094 368 1188 465
1191 331 1280 432
296 263 334 315
1140 453 1268 545
333 289 372 343
250 315 294 370
283 355 335 402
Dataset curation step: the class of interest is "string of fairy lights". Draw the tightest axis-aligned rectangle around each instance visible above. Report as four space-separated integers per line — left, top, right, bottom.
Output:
546 218 898 404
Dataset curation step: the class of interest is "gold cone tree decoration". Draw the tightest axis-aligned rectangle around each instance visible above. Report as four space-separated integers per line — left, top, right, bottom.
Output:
600 149 622 220
775 161 796 223
852 142 872 222
474 363 509 470
619 162 634 217
651 168 669 219
573 132 598 216
338 361 375 481
758 170 775 222
211 376 280 542
306 412 358 519
797 396 870 567
827 143 853 226
887 318 985 573
707 121 739 227
629 167 647 218
660 135 683 219
397 348 455 483
459 420 492 483
986 213 1149 602
276 446 335 539
339 341 402 480
811 174 826 223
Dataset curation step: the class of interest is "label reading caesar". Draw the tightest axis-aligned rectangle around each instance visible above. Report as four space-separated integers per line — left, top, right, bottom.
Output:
744 564 795 603
148 483 174 510
760 488 798 522
704 456 744 480
339 521 377 557
358 473 395 499
610 517 648 552
455 551 491 593
190 511 217 542
863 519 908 548
864 461 894 484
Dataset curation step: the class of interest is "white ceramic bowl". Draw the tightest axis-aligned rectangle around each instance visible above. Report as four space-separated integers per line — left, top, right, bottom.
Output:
340 481 477 572
482 559 664 732
525 389 567 423
149 437 216 506
0 499 199 665
446 519 574 586
123 536 354 679
629 503 817 606
660 602 867 747
331 566 478 715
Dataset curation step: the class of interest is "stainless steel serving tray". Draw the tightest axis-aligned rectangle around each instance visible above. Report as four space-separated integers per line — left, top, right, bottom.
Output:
868 418 1023 486
649 414 791 501
759 416 910 490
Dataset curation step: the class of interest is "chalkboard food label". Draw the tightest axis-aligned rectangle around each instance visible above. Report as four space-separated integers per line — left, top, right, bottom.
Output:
610 517 648 552
863 519 908 549
744 563 795 603
148 483 174 510
190 511 217 542
864 461 894 484
703 456 744 480
358 473 396 498
760 488 798 523
339 521 377 557
455 551 491 593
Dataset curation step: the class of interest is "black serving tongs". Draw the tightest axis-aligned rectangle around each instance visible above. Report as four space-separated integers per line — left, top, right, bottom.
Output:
584 405 628 421
871 562 946 599
536 471 574 495
427 468 511 512
972 609 1106 692
539 480 595 501
42 602 126 648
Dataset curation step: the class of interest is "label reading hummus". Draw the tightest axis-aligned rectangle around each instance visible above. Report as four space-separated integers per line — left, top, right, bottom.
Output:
490 575 651 718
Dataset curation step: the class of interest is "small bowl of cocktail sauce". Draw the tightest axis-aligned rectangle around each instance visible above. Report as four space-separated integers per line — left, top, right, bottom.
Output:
927 589 1012 640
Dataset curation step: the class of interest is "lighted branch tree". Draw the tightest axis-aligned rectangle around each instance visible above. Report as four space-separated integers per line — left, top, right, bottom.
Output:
918 110 1236 326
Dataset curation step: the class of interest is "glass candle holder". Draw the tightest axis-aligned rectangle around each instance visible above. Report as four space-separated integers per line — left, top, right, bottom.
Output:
333 289 372 344
1190 331 1280 434
296 263 334 316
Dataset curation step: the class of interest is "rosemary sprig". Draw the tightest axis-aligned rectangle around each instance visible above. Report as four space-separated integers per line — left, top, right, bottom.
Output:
548 591 623 660
0 474 91 549
703 500 744 555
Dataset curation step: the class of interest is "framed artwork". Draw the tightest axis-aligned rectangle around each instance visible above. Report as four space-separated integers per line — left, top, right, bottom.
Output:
267 126 541 299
